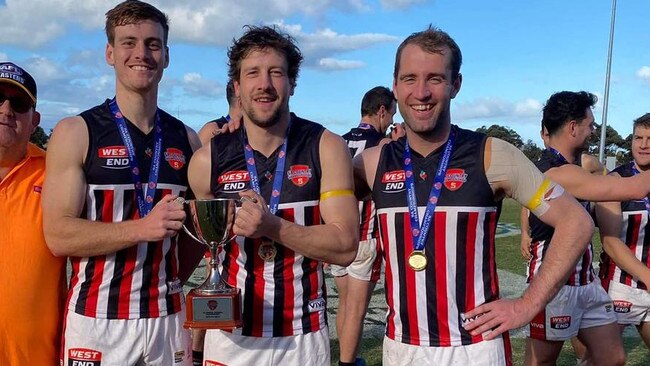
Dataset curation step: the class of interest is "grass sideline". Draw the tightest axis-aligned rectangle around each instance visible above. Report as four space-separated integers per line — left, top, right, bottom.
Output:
336 198 649 365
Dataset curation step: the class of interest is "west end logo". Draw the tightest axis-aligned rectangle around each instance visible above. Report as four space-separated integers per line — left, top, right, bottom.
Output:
381 170 405 193
218 170 250 192
98 145 129 169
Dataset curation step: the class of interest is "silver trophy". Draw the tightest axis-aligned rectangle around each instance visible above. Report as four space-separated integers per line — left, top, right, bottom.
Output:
181 198 242 329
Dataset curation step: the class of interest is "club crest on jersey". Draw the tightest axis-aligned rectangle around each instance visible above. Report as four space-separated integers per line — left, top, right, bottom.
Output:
381 170 406 193
68 348 102 366
287 165 312 187
218 170 250 192
613 300 632 313
164 148 186 170
550 316 571 329
444 168 467 191
98 145 129 169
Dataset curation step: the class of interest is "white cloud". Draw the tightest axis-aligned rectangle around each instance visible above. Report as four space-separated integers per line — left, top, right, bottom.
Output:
180 72 222 99
636 66 650 81
454 97 543 121
318 58 365 70
380 0 427 10
0 53 9 62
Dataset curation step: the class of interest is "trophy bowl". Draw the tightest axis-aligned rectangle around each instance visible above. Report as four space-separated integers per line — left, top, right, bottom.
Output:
181 198 242 329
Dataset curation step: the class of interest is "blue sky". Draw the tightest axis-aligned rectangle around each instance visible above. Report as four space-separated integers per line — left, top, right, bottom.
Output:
1 0 648 145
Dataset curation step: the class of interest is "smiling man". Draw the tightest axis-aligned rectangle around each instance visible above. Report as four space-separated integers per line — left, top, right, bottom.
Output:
354 26 594 365
188 25 359 365
42 1 200 365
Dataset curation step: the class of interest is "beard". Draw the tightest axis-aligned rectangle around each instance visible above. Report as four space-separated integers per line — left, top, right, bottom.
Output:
242 101 287 128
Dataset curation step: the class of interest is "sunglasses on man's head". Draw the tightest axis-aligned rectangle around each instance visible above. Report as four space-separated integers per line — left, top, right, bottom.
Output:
0 92 34 114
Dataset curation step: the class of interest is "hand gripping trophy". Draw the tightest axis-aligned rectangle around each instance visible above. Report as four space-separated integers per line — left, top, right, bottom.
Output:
180 198 242 329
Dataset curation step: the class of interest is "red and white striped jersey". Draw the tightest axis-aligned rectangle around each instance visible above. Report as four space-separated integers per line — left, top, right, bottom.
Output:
599 163 650 290
67 101 193 319
210 114 327 337
528 149 595 286
372 126 503 347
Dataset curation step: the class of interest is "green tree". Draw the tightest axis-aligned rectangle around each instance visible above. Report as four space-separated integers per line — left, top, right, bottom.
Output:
521 139 543 162
475 124 523 148
585 123 625 156
29 126 50 149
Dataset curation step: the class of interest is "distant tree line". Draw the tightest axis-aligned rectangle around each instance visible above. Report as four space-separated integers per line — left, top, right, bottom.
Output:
30 126 50 149
475 123 632 165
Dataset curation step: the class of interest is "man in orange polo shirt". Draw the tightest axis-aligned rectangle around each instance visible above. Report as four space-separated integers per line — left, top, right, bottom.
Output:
0 61 67 365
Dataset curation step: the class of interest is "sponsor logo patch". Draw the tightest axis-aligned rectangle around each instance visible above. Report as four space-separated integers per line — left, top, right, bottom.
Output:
218 170 250 192
164 148 186 170
68 348 101 366
308 297 326 313
530 321 545 330
174 350 185 363
613 300 632 313
287 165 312 187
98 145 129 169
550 316 571 329
444 168 467 191
167 278 182 295
381 170 406 193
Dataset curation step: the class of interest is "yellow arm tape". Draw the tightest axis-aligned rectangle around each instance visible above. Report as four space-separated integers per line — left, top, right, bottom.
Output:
526 179 552 211
320 189 354 201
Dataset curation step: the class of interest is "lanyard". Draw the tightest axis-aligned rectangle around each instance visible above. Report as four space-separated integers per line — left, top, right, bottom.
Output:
547 147 571 164
242 121 291 215
404 129 456 252
109 98 163 217
631 162 650 212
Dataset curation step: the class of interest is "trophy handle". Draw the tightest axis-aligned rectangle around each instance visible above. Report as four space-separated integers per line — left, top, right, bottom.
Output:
181 221 205 244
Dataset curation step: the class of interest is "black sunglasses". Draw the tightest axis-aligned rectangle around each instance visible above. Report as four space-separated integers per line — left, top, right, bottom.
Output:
0 92 34 114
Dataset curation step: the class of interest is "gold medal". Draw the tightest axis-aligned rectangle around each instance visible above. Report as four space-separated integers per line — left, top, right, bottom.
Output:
408 251 427 271
258 239 277 262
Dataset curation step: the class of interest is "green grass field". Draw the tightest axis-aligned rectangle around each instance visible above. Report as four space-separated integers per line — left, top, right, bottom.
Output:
336 198 650 365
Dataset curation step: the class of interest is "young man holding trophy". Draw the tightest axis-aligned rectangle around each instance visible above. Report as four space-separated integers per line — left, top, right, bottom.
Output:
187 25 359 365
42 1 200 364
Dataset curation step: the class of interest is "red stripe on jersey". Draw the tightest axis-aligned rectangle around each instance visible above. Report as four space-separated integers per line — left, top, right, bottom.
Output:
487 211 498 296
116 206 139 316
464 211 481 344
403 214 420 342
628 215 641 287
502 332 513 366
85 190 115 317
250 239 266 337
380 213 396 338
148 241 163 318
280 207 297 335
359 200 373 240
434 212 450 346
529 308 547 340
225 240 240 287
308 204 321 331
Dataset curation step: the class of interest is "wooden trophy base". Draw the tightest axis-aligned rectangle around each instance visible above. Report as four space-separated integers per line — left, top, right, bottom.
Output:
184 288 242 329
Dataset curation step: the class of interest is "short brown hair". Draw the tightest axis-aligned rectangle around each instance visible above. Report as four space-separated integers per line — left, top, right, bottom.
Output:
393 25 462 82
228 25 303 88
633 113 650 131
105 0 169 45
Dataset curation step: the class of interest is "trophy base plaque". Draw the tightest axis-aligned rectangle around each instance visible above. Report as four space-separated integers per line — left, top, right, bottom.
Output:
184 288 242 329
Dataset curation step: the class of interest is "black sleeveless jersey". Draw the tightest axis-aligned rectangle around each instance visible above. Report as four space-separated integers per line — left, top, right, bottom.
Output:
342 125 384 158
209 113 328 337
68 99 193 319
528 149 594 286
599 162 650 290
372 125 503 347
